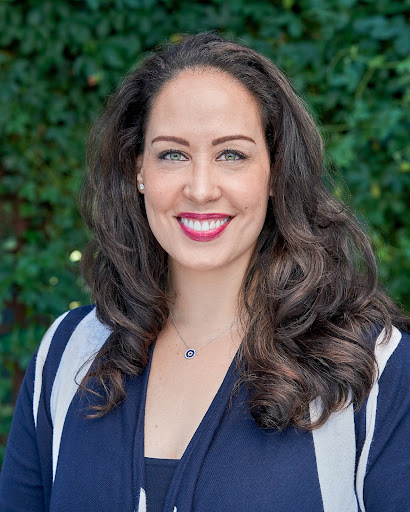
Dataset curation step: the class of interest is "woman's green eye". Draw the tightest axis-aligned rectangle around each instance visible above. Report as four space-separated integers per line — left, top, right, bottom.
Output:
217 150 246 161
160 150 187 161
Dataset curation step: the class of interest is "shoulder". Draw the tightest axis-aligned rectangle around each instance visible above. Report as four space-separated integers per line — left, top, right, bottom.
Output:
36 305 109 371
355 326 410 511
371 326 409 435
361 325 409 432
368 326 409 448
27 306 112 485
34 305 111 426
373 326 409 394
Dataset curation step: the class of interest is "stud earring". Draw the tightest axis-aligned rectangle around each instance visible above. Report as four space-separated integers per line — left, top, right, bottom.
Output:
139 183 144 191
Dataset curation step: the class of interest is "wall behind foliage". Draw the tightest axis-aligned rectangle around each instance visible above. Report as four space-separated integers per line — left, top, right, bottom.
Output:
1 0 409 462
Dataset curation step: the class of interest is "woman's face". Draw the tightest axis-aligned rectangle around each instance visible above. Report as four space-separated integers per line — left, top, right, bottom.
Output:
137 69 271 274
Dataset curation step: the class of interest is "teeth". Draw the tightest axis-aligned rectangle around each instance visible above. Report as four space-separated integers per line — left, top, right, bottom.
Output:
180 217 229 232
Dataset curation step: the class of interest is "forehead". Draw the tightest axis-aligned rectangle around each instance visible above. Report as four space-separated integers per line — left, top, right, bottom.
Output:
145 69 264 139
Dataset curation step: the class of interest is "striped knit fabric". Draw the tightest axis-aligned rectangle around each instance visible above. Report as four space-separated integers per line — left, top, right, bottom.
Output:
0 306 408 511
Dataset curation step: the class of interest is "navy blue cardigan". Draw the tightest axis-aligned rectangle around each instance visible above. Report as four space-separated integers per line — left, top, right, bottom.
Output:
1 305 409 511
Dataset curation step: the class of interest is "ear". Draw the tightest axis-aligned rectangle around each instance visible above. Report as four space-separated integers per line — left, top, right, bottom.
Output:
136 154 144 193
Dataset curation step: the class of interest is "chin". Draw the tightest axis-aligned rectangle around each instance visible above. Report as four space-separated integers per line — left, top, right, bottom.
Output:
170 253 229 272
180 260 226 272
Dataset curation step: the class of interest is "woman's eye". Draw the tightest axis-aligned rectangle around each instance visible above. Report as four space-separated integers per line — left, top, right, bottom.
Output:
159 150 188 161
217 150 246 161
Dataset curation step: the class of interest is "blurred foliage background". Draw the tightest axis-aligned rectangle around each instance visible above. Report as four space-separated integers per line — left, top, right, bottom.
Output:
0 0 409 463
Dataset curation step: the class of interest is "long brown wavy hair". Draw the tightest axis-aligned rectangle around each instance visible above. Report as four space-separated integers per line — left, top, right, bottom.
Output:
79 32 409 429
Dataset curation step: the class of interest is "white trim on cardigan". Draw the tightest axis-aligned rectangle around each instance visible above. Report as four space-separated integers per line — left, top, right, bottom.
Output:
310 399 358 512
33 311 69 427
355 326 402 511
50 308 110 481
311 327 402 512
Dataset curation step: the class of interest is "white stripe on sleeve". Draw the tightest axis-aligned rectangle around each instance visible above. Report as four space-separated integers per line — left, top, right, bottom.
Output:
355 326 402 512
50 308 111 481
33 311 70 427
310 398 358 512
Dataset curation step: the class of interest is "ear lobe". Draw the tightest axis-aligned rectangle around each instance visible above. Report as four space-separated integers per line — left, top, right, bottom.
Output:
136 154 144 193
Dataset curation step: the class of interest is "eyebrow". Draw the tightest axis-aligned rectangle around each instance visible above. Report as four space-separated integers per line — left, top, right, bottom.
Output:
151 136 190 146
151 134 256 146
212 135 256 146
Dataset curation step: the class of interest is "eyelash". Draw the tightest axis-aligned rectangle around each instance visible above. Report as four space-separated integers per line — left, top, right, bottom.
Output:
158 149 248 161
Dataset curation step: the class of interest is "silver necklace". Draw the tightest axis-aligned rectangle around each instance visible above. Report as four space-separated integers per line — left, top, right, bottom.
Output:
169 309 236 359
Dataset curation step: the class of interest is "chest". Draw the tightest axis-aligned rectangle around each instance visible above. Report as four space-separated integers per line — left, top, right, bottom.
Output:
47 345 362 512
144 335 238 459
50 381 326 512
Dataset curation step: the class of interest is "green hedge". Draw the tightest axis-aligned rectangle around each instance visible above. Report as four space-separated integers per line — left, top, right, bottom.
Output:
1 0 409 463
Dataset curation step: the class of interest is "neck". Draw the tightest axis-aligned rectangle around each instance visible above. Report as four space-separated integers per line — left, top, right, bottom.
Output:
168 261 247 331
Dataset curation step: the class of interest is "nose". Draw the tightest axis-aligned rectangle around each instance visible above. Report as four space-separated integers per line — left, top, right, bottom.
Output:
182 160 222 203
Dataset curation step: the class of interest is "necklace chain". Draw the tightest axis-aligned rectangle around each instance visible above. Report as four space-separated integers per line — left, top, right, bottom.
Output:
169 309 236 359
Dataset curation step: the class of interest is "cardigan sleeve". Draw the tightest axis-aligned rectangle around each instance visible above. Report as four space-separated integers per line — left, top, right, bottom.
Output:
0 306 91 512
0 353 46 512
362 330 410 511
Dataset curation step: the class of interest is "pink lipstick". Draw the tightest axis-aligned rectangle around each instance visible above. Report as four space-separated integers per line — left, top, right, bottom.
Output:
177 212 232 242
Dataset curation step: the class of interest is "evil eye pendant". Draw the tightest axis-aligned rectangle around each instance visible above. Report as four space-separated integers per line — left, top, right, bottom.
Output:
185 349 196 359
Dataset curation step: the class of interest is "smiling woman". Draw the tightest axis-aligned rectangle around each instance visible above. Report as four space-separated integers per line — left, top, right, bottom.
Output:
1 33 409 512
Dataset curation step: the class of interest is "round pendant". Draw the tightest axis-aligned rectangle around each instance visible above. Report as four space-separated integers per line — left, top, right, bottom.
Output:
185 349 196 359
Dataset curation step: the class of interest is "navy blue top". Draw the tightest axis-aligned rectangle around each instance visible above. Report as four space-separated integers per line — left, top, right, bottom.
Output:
145 458 179 512
0 306 408 511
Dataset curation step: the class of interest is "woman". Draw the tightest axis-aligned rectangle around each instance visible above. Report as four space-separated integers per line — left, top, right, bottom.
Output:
1 33 409 512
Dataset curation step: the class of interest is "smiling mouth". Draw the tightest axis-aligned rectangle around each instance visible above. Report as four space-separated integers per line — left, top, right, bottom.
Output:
177 214 232 241
179 216 230 232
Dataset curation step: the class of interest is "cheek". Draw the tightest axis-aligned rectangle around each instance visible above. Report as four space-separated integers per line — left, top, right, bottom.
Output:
142 192 165 235
142 180 180 246
143 177 172 214
242 181 270 219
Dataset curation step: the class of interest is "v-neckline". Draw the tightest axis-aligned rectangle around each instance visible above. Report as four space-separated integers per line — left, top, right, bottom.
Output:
142 343 240 464
131 344 241 511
